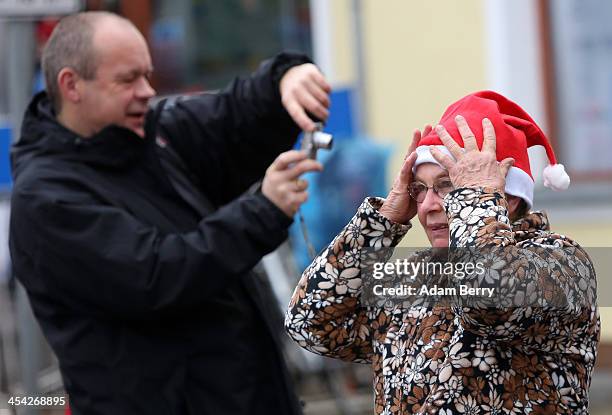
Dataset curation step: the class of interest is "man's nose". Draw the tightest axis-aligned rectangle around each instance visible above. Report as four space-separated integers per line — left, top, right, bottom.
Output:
135 77 156 99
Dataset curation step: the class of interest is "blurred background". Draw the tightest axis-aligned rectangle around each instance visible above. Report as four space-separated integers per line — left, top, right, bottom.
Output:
0 0 611 414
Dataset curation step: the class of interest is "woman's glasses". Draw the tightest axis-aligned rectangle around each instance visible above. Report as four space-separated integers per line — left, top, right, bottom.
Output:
408 179 454 203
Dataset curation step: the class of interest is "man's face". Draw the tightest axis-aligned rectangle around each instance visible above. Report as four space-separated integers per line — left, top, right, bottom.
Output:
414 163 451 248
76 22 155 137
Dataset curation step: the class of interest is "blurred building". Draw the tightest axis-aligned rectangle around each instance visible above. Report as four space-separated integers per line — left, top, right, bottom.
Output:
317 0 612 345
315 1 612 412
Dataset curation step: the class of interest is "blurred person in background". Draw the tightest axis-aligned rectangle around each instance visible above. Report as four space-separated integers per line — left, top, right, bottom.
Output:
286 91 599 414
9 11 331 415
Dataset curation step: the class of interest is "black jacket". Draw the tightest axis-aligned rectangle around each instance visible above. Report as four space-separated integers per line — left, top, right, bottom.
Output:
9 53 308 415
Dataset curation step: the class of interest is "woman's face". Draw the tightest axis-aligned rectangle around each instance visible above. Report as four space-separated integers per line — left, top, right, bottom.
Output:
414 163 451 248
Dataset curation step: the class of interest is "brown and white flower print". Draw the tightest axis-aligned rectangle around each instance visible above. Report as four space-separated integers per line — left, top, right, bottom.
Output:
285 188 600 414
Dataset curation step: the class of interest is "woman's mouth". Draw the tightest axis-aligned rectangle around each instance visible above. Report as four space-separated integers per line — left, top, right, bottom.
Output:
428 224 449 236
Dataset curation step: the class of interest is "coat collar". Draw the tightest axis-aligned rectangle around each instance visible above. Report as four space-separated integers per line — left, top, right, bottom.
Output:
63 124 150 169
15 92 154 171
512 210 550 241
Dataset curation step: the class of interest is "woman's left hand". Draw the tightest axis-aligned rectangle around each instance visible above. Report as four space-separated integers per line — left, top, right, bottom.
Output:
430 115 514 192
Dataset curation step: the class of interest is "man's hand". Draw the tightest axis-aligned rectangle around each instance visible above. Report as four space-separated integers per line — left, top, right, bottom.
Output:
280 63 331 132
430 116 514 192
379 126 431 224
262 150 323 217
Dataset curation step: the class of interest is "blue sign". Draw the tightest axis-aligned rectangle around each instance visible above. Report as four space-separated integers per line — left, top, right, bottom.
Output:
325 88 356 139
0 127 12 190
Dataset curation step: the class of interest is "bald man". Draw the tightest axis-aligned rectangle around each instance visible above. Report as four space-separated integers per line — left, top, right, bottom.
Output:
10 11 331 415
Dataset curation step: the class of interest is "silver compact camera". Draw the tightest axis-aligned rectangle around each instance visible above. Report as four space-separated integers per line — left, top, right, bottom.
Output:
301 122 333 160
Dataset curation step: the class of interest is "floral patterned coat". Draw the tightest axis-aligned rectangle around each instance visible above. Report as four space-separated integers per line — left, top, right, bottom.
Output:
285 188 600 414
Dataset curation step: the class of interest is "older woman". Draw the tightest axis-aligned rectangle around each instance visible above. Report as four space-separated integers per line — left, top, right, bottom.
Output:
285 91 599 414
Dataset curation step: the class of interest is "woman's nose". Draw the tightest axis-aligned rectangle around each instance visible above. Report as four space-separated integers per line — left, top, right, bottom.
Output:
419 187 443 213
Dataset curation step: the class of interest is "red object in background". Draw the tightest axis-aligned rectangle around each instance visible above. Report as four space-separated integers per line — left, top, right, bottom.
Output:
65 405 71 415
36 19 59 44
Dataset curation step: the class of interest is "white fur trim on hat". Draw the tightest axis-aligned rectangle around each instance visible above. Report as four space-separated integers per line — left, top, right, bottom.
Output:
412 145 456 171
542 163 570 191
504 166 534 208
413 145 535 208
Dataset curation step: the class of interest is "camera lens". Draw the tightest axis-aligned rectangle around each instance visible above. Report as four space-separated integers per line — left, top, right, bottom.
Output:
313 132 333 150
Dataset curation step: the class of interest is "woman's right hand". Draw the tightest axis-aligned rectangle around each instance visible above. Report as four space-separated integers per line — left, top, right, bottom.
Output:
379 125 431 224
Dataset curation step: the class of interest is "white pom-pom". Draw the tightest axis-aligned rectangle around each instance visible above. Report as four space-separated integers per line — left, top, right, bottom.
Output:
543 163 570 190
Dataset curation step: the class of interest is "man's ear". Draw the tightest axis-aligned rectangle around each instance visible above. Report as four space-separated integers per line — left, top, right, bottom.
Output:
57 68 82 105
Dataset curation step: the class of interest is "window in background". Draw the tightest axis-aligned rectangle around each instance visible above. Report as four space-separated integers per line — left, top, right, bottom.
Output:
549 0 612 180
150 0 312 94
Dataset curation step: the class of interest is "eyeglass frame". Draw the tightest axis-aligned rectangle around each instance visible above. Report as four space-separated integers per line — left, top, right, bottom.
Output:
408 179 455 203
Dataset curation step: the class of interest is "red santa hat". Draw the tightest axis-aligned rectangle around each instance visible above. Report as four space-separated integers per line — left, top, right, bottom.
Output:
413 90 569 208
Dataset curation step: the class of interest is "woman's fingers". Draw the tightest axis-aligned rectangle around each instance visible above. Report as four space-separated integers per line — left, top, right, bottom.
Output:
481 118 497 154
435 124 464 160
455 115 478 152
398 151 417 186
409 128 422 154
430 146 456 170
499 157 515 178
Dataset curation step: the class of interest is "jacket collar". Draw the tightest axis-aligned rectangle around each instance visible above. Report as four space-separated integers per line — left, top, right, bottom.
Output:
512 211 550 241
63 124 149 169
14 92 153 172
